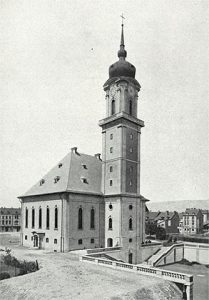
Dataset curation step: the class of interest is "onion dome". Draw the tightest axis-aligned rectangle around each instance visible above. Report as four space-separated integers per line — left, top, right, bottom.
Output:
109 24 136 79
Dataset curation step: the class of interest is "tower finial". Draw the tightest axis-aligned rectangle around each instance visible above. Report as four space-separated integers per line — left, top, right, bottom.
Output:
118 14 127 59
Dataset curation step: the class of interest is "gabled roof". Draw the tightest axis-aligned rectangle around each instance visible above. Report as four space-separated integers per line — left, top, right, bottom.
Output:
183 208 202 216
146 211 161 220
20 151 102 198
155 211 176 221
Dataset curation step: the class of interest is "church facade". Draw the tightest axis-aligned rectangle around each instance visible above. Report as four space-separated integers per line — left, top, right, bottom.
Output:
19 24 148 264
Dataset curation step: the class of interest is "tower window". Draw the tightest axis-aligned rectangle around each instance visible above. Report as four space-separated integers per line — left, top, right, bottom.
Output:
130 148 133 153
58 163 62 168
130 133 133 139
109 204 113 210
129 166 133 173
129 218 133 230
81 177 88 184
129 205 133 210
129 180 133 186
46 238 49 243
82 164 87 169
110 180 113 186
108 217 113 230
129 100 132 115
111 100 115 115
110 166 113 172
54 239 57 244
110 147 113 153
129 238 132 243
110 133 113 140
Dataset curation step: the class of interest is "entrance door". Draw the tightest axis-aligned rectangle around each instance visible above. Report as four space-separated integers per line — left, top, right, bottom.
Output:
107 238 113 247
128 252 133 264
34 235 38 247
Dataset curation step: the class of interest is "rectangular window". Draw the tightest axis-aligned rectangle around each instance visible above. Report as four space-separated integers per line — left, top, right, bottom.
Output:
78 239 83 245
110 180 113 186
90 238 94 244
54 239 57 244
110 133 113 140
110 147 113 153
25 235 27 240
46 238 49 243
110 166 113 172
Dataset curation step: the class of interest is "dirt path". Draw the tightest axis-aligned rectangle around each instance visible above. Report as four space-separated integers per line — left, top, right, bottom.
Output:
0 237 182 299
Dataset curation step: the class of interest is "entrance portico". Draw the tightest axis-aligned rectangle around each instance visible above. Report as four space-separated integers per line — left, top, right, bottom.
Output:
32 231 45 249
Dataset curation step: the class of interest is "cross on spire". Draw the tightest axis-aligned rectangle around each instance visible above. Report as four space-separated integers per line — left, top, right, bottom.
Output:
120 13 125 26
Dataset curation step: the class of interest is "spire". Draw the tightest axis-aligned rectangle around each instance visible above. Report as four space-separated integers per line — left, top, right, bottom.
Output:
118 14 127 60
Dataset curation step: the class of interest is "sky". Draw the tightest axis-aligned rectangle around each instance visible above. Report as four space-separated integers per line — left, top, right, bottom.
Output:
0 0 209 207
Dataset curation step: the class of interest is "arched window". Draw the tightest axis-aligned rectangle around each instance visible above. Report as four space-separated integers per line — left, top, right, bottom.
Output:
129 100 132 115
111 100 115 115
108 217 113 230
32 208 35 228
78 207 83 229
46 207 50 229
54 206 58 229
39 207 42 229
25 208 28 228
90 208 95 229
129 217 133 230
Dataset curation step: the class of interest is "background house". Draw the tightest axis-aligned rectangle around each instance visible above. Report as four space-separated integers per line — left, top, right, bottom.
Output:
182 208 203 234
0 207 21 232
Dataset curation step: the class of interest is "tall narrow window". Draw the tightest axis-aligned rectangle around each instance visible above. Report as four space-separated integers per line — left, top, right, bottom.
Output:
108 217 113 230
111 100 115 115
46 207 50 229
129 100 132 115
129 218 133 230
39 207 42 229
78 207 83 229
32 208 35 228
25 208 28 228
54 206 58 229
90 208 95 229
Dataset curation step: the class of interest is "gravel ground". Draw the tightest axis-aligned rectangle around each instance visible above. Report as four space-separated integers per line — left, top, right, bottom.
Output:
0 234 182 300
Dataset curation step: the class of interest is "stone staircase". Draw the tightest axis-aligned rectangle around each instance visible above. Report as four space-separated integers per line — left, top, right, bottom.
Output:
147 245 173 266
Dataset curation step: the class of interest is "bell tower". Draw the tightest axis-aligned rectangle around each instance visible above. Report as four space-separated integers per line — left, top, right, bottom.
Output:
99 22 147 264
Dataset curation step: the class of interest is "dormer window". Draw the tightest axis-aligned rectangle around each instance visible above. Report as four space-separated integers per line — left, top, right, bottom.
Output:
54 176 60 184
82 164 87 169
40 179 45 186
58 163 62 168
81 177 88 184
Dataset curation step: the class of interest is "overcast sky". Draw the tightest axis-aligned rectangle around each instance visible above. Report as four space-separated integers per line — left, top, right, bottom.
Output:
1 0 209 207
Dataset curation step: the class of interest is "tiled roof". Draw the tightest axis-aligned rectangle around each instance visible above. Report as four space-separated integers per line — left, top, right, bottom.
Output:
0 208 21 215
183 208 202 215
147 211 161 220
21 151 102 197
155 211 176 220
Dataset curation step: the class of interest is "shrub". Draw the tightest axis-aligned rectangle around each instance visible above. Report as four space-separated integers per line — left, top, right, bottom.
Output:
0 272 10 280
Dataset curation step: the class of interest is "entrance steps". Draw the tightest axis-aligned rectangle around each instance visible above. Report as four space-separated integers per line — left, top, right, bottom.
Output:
147 246 173 266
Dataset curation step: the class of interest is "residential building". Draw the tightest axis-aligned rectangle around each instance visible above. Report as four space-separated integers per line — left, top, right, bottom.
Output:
0 207 21 232
182 208 203 234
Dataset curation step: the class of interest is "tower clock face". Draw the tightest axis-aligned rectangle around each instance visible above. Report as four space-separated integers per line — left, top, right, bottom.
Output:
109 85 117 98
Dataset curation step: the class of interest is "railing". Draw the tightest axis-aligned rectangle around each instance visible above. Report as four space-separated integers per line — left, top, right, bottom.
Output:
81 255 193 286
87 246 121 254
153 243 184 266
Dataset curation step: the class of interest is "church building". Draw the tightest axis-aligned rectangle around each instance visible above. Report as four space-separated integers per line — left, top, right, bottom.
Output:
19 23 148 264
